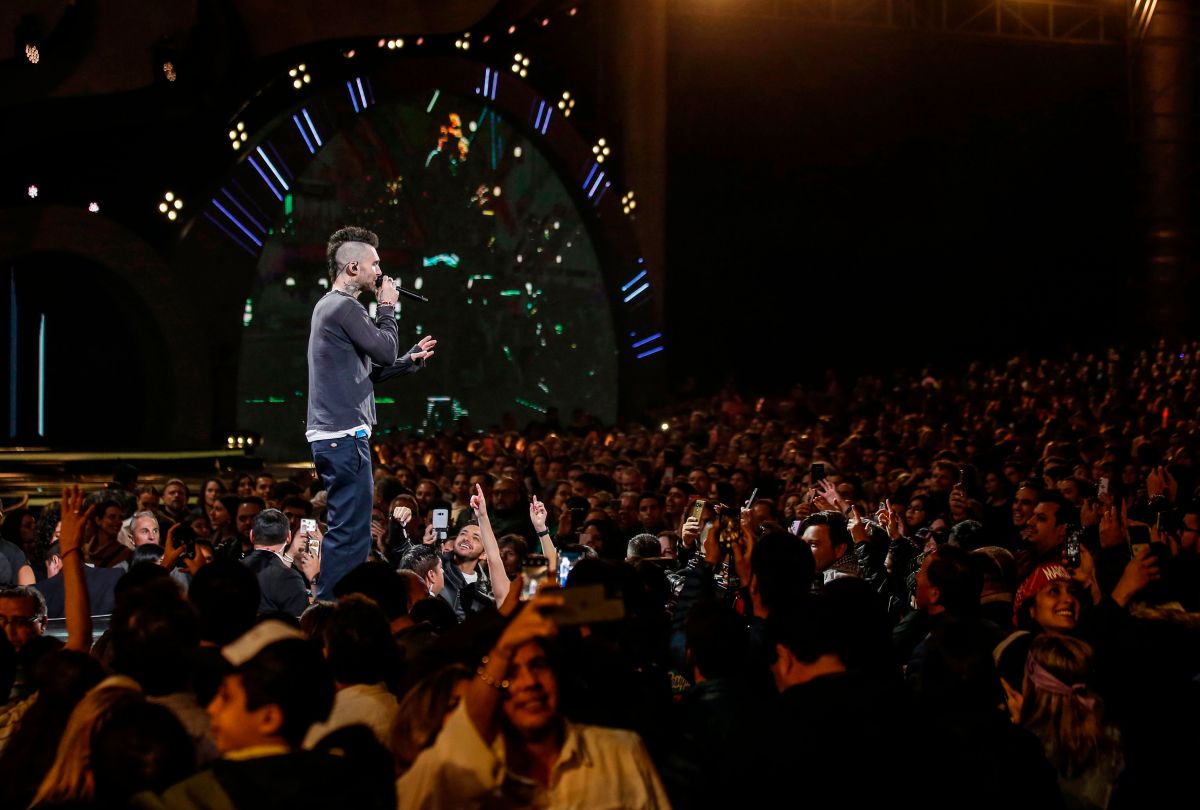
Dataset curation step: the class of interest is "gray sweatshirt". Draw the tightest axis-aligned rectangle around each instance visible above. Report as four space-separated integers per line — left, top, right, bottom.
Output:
305 291 420 438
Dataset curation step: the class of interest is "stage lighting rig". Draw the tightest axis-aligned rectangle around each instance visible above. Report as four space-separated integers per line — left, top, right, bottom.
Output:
228 121 248 151
592 138 611 163
455 33 471 50
289 64 311 90
557 92 576 117
25 44 40 64
512 53 529 78
158 191 183 222
27 185 38 199
621 191 636 215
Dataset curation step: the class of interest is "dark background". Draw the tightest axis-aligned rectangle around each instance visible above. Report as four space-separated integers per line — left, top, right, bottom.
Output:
0 1 1179 447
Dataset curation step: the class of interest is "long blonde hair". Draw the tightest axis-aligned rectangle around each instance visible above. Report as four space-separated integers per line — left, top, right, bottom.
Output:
1019 634 1117 778
390 665 472 775
28 677 141 808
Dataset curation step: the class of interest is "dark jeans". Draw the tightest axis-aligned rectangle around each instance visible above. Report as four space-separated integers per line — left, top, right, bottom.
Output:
311 435 372 600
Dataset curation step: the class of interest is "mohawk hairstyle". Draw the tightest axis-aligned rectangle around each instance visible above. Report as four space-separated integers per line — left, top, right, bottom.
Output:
326 226 379 284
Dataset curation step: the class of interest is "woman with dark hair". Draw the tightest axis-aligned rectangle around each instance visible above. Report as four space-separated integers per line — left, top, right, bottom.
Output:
200 477 227 511
208 495 241 553
234 474 255 499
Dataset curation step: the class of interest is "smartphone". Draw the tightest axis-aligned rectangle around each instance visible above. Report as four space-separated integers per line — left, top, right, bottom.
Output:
790 519 802 536
557 549 584 585
547 583 625 626
521 554 550 601
743 487 758 509
1098 477 1110 497
1065 529 1081 569
811 462 825 484
299 518 317 535
1128 524 1151 557
431 508 449 542
687 498 708 523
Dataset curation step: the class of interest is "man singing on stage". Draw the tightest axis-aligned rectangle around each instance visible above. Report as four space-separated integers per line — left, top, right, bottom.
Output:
306 226 436 599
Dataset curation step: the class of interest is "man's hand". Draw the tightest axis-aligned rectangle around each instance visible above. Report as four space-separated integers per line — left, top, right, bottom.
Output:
847 503 869 545
377 275 399 306
814 479 845 513
471 483 489 520
530 496 549 534
681 516 701 549
1111 545 1160 607
59 486 91 557
410 335 437 365
1098 504 1123 549
161 525 187 569
422 522 438 545
296 549 320 583
881 499 904 541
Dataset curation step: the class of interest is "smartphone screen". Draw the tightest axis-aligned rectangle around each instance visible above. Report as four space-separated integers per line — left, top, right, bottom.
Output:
299 518 317 535
811 462 825 484
431 509 448 529
521 555 550 601
557 550 583 585
1065 531 1081 568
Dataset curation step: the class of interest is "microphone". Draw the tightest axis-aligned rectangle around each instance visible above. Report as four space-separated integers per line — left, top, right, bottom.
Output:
396 287 429 303
376 275 429 303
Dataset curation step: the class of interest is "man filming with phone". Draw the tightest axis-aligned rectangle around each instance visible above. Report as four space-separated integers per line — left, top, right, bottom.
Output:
306 226 437 600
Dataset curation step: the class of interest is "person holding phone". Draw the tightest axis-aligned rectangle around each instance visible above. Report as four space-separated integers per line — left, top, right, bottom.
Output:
306 227 437 600
397 591 670 808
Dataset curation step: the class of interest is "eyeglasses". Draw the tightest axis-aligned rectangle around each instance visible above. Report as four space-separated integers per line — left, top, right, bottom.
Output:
0 615 41 629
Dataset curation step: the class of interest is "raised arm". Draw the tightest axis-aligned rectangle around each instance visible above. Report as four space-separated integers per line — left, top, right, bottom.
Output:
471 484 510 606
58 486 93 652
529 496 558 580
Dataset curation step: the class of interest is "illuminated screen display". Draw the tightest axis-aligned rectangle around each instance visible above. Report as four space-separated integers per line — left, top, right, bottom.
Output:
235 93 617 458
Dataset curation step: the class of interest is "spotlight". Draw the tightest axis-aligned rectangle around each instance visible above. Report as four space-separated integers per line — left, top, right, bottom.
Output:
159 191 183 222
88 201 100 213
621 190 637 214
344 49 356 58
542 18 550 27
570 7 578 15
455 33 471 50
24 44 39 64
493 186 502 197
27 185 38 199
386 38 404 49
592 138 611 163
482 35 491 43
162 61 177 81
661 422 670 432
508 25 517 34
557 91 576 117
377 38 387 48
288 63 311 89
511 53 529 78
513 146 523 158
228 121 248 150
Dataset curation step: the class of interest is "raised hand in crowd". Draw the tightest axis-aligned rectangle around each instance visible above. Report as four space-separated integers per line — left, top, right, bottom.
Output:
1111 545 1161 607
161 524 187 570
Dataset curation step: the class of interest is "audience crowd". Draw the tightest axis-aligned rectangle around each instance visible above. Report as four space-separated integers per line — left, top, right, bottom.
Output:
0 342 1198 808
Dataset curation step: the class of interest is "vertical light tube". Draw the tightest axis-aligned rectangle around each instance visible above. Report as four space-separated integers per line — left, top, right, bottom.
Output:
8 272 16 438
37 313 45 436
